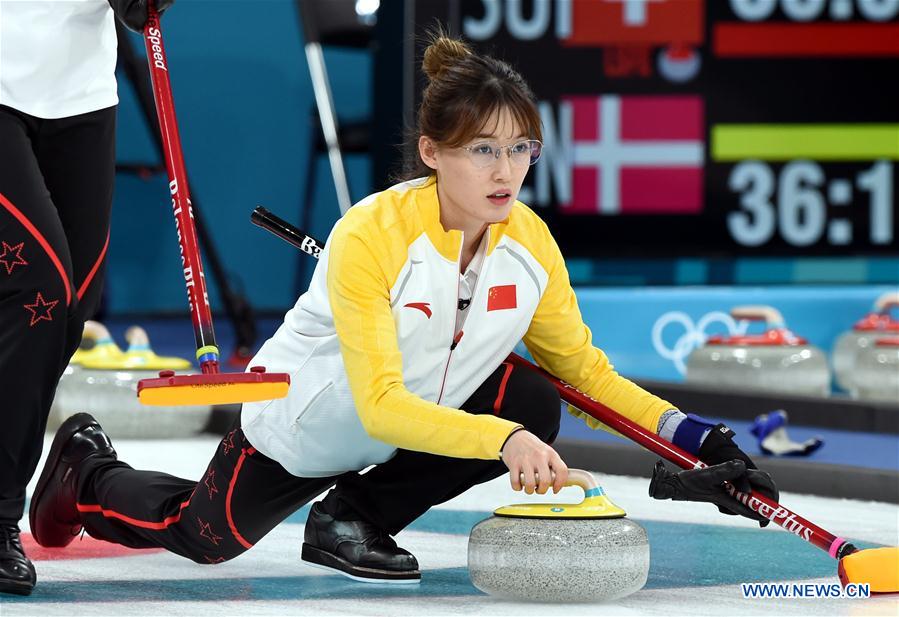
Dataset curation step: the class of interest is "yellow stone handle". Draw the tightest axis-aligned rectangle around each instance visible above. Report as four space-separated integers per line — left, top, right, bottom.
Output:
125 325 151 349
82 320 113 342
518 468 602 501
498 468 624 518
565 469 608 504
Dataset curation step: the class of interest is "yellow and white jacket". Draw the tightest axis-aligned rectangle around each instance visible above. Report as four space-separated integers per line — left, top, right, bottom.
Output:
241 176 674 477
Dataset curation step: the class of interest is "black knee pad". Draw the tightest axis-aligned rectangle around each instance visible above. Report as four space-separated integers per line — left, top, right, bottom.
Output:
500 368 561 443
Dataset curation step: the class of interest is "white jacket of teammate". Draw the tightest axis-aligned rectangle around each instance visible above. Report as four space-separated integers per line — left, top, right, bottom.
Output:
0 0 118 118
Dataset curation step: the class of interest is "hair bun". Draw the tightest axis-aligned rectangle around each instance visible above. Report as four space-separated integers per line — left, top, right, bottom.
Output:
422 34 472 81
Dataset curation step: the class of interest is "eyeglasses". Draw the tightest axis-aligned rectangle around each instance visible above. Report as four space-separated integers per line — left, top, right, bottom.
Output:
459 139 543 169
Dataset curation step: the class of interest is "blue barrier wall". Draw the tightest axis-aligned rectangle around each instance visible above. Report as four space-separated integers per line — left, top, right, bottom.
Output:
108 1 365 314
575 285 897 387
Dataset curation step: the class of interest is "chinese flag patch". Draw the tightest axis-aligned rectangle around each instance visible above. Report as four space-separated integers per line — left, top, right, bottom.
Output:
487 285 517 311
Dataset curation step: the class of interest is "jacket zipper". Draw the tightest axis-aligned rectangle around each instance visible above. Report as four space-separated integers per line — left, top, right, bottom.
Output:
436 229 487 405
436 330 464 405
437 233 467 405
290 380 334 432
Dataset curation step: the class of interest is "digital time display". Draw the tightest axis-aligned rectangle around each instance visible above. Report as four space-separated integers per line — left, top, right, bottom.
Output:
410 0 899 257
727 160 892 248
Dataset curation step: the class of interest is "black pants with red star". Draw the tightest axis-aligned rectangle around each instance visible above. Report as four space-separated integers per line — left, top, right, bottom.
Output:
73 362 561 563
0 105 115 525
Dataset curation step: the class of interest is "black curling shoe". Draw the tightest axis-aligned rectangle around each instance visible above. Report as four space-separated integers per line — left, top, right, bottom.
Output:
0 524 35 595
302 502 420 583
29 413 116 548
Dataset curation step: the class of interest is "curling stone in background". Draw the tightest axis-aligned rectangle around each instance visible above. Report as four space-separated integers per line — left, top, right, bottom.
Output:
851 337 899 403
49 321 128 431
52 323 212 438
468 469 649 603
686 305 830 397
832 292 899 395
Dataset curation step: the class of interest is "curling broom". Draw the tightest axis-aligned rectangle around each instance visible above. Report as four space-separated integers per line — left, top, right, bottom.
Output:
134 5 290 406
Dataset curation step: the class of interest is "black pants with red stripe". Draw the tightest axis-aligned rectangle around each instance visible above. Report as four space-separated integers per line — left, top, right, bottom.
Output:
0 105 115 525
74 362 561 563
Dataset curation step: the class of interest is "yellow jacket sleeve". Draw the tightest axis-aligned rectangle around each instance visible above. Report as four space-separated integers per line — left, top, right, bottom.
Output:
522 231 675 435
327 226 522 460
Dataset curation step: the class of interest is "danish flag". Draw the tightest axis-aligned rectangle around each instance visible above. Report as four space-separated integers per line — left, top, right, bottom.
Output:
561 95 705 215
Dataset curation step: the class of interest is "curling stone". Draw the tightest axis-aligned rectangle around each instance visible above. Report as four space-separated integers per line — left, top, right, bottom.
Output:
686 305 830 397
49 321 128 430
467 469 649 603
851 337 899 403
832 292 899 395
53 323 212 438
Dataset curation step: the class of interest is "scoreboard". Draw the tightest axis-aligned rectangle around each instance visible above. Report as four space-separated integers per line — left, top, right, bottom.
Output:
408 0 899 257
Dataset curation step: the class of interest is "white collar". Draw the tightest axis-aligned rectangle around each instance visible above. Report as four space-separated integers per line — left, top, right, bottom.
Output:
462 232 488 279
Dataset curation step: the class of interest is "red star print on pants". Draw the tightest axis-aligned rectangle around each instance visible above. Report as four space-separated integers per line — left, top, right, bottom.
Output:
24 291 58 326
222 430 237 455
203 468 219 500
197 516 223 546
204 555 225 564
0 241 28 275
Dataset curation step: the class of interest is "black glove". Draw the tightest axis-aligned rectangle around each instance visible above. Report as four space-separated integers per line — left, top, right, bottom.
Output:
649 460 779 527
696 423 779 526
108 0 175 33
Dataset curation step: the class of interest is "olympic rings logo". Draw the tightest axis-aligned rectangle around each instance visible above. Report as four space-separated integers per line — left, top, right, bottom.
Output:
651 311 749 376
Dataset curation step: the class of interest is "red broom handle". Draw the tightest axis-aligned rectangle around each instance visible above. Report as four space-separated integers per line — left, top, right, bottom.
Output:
143 4 219 373
505 353 853 560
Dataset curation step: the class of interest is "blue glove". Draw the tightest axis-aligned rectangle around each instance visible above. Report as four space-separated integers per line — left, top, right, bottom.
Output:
750 410 823 457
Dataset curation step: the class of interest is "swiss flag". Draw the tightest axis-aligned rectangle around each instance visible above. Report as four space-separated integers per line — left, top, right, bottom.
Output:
564 0 704 47
562 95 704 215
487 285 517 312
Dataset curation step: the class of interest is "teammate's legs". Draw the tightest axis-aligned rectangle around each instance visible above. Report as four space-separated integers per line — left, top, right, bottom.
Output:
33 106 116 373
0 106 79 528
69 417 336 563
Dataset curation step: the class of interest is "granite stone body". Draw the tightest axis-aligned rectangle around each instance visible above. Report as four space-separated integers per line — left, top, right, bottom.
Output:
832 328 895 393
686 305 831 396
853 341 899 402
833 292 899 394
49 322 210 437
687 343 830 396
51 367 211 437
467 514 650 602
